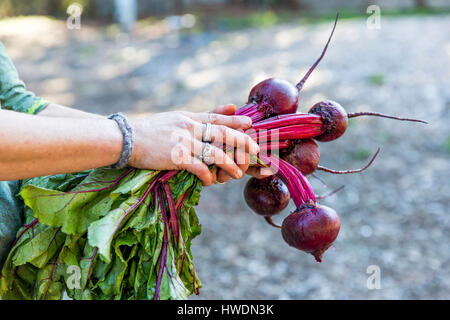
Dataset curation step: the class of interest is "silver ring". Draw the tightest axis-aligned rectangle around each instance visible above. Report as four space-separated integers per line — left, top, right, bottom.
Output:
203 123 212 142
201 142 212 164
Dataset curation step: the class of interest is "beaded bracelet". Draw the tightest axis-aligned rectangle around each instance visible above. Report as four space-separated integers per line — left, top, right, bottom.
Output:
107 112 135 169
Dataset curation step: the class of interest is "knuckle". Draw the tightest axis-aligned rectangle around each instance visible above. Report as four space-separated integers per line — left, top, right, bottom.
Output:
218 125 227 136
208 113 219 124
183 119 196 130
202 173 213 186
232 116 241 127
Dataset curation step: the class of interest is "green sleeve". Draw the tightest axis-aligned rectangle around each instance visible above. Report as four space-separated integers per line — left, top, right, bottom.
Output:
0 41 50 114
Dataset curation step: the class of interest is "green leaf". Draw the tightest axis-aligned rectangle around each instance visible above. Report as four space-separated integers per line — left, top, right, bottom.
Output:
35 259 64 300
111 170 158 199
2 167 204 300
20 186 114 235
20 168 132 234
12 227 64 268
124 193 155 231
87 194 141 263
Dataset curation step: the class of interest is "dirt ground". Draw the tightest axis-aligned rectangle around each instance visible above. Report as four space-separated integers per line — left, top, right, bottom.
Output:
1 14 449 299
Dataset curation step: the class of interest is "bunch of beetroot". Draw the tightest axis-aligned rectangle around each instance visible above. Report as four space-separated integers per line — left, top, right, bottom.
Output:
239 14 426 262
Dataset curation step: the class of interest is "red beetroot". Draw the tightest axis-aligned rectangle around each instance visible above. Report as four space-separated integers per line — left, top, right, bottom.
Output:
247 78 299 118
244 176 290 217
281 139 320 175
308 100 348 142
281 204 340 262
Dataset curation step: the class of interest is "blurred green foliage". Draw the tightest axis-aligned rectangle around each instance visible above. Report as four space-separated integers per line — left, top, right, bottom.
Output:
444 136 450 154
349 148 372 161
367 74 385 86
0 0 92 18
216 11 278 30
78 44 97 57
1 0 448 23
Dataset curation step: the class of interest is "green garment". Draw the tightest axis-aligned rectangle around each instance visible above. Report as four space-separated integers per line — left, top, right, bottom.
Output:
0 41 49 267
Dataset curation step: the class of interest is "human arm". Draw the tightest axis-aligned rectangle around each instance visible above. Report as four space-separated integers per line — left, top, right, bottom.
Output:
38 103 271 182
0 108 122 180
0 41 265 183
37 103 105 119
0 107 259 185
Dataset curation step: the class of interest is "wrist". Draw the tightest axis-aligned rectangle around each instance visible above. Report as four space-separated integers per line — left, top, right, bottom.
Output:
97 118 123 167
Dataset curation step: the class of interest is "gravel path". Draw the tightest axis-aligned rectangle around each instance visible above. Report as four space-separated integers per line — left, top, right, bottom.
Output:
1 14 449 299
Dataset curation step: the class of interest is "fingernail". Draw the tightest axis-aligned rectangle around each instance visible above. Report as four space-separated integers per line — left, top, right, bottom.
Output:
241 117 252 127
236 168 243 178
260 167 273 176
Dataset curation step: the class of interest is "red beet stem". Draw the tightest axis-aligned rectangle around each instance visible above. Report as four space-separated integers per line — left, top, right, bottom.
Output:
279 160 309 203
252 113 322 130
249 124 323 142
12 218 39 247
83 248 98 291
175 187 190 210
163 182 180 241
235 102 267 123
284 159 317 203
42 168 136 197
105 173 160 252
234 102 257 116
42 252 60 299
258 154 316 206
159 170 178 183
296 12 339 91
259 140 292 151
257 154 303 207
317 148 380 174
154 185 169 300
347 112 427 124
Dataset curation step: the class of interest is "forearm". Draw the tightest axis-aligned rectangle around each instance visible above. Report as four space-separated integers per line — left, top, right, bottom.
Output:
37 103 105 119
0 109 122 181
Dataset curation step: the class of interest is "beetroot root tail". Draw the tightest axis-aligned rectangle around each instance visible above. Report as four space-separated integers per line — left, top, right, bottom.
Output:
264 216 281 228
316 185 345 200
317 148 380 174
347 112 427 124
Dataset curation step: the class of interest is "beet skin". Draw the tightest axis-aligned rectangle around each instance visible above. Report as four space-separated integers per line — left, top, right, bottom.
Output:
281 204 340 262
248 78 299 117
281 139 320 175
244 176 290 216
309 100 348 142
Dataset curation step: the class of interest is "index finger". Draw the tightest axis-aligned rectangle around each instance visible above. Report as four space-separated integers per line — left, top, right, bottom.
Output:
246 167 274 179
187 112 252 130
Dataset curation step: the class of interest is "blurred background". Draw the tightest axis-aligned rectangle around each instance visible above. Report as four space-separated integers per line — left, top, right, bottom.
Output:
0 0 449 299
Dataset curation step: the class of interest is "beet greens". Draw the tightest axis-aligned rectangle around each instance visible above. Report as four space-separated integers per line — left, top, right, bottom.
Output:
0 168 202 300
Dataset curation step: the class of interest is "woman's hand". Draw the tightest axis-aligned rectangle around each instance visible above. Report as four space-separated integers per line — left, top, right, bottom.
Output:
129 105 260 186
211 104 274 183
